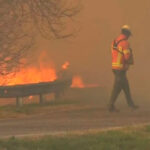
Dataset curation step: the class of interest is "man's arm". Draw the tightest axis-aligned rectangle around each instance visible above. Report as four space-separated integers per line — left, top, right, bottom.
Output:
122 41 134 64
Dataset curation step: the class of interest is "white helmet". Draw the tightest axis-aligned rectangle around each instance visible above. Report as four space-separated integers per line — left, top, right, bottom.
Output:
121 25 132 35
122 25 131 31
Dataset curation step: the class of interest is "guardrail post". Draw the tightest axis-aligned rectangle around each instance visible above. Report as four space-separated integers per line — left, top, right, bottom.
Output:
16 97 23 106
54 91 61 100
39 94 44 104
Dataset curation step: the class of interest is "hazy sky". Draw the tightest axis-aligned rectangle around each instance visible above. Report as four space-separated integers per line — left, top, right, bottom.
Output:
34 0 150 98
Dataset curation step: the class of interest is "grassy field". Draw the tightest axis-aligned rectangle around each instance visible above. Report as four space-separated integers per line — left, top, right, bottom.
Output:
1 126 150 150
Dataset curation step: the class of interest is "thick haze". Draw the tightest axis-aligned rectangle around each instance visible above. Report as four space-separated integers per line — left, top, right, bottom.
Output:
34 0 150 99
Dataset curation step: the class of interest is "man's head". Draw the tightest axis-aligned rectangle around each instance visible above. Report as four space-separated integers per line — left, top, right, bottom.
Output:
121 25 132 38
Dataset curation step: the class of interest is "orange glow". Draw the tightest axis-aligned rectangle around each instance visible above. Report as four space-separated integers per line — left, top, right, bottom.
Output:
71 76 85 88
62 61 70 70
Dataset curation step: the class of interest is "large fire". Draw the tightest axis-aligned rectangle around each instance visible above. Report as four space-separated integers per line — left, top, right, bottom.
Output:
0 50 57 86
0 51 99 88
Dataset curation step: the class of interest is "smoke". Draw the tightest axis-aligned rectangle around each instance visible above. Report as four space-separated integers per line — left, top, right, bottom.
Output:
33 0 150 99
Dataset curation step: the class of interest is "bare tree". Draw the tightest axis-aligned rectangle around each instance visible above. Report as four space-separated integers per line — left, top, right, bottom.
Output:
0 0 80 76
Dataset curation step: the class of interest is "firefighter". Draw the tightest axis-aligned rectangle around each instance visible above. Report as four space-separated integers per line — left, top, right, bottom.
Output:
108 25 138 112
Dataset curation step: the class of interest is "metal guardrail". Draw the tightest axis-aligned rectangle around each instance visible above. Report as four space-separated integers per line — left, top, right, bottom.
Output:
0 79 72 106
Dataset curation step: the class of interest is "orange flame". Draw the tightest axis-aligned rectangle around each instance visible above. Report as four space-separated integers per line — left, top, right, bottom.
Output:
71 75 100 89
0 66 57 86
62 61 70 70
28 96 33 100
71 76 85 88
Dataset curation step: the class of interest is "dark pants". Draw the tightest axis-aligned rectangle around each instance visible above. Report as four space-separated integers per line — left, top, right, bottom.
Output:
109 70 135 107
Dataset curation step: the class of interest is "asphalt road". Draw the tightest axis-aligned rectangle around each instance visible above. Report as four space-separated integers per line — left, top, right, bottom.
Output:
0 102 150 138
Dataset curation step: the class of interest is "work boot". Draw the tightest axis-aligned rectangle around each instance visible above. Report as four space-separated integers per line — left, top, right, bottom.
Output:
108 105 119 112
129 104 139 110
